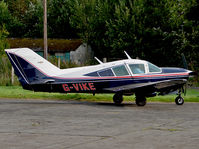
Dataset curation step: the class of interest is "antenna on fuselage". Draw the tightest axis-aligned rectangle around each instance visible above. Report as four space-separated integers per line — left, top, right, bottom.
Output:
94 57 103 64
124 51 132 59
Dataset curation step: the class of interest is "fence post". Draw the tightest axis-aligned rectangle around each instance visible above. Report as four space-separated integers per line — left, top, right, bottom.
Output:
58 58 61 68
103 58 107 63
11 67 14 85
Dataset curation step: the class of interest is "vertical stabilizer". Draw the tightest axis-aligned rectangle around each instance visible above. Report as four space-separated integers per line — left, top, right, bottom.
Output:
5 48 60 89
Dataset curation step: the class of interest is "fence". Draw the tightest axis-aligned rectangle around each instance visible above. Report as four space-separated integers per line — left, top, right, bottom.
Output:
0 56 80 86
0 57 19 86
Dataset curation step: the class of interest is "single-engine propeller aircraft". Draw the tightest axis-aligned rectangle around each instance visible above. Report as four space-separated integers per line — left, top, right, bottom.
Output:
5 48 195 106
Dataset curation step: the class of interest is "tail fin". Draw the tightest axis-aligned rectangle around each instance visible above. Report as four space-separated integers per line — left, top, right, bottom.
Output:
5 48 60 89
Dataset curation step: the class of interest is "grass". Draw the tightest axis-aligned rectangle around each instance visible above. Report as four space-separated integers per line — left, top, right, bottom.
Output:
148 88 199 102
0 86 199 103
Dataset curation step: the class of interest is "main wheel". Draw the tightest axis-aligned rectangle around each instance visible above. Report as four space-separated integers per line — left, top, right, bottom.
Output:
175 96 184 105
135 95 146 106
113 92 123 105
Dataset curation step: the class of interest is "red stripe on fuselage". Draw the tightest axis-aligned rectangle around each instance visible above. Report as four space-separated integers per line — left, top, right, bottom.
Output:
132 73 189 78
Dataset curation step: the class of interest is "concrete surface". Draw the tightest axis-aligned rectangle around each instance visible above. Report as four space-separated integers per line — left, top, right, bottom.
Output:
0 99 199 149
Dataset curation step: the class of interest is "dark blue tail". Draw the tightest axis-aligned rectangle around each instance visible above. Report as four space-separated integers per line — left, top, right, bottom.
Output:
6 50 47 90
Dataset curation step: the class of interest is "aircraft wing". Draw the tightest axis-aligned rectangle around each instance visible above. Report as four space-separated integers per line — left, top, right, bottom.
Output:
103 79 187 92
153 79 187 89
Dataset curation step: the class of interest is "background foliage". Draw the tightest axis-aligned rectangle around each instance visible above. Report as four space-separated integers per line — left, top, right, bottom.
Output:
0 0 199 85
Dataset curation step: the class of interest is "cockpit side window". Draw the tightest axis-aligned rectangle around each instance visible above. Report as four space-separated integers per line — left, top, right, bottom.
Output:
148 62 161 73
98 69 114 77
129 64 145 74
112 65 129 76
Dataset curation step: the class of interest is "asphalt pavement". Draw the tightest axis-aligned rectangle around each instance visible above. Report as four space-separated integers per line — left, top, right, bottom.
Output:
0 98 199 149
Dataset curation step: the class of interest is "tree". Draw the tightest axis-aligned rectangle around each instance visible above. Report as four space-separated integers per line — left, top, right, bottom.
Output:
0 1 9 55
182 0 199 72
104 0 142 58
48 0 77 38
104 0 175 63
23 0 43 37
70 0 115 57
0 25 9 56
0 0 11 27
1 0 199 73
3 0 42 37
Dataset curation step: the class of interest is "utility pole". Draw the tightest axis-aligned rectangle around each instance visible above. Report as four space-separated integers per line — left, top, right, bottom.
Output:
43 0 48 59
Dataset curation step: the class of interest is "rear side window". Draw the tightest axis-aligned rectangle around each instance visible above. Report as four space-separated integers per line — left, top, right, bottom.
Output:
98 69 114 77
84 72 99 77
112 65 129 76
129 64 145 74
148 62 161 73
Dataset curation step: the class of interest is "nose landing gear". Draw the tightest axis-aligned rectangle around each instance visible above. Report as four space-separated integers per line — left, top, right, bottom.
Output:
175 89 184 105
113 92 147 106
175 96 184 105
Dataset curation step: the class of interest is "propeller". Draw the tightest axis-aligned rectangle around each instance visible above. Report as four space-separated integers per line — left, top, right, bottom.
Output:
181 53 188 96
181 53 188 69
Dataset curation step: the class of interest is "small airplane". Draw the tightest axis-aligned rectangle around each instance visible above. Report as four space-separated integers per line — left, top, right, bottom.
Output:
5 48 195 106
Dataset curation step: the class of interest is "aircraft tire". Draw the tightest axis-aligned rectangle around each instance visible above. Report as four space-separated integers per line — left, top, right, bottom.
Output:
113 92 123 105
135 96 146 106
175 96 184 105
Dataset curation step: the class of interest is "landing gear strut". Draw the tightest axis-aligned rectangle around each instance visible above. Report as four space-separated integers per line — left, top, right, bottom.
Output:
175 89 184 105
135 94 146 106
113 92 123 105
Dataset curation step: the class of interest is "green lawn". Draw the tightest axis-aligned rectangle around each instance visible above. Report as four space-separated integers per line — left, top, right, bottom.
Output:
0 86 198 102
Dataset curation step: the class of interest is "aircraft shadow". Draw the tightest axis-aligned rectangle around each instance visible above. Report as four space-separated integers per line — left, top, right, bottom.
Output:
0 99 136 107
96 102 136 107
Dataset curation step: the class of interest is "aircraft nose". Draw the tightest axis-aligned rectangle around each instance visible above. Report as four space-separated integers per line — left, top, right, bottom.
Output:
188 71 197 76
187 70 197 76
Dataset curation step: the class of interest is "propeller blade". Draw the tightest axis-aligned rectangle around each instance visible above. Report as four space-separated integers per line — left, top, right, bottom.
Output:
181 53 188 69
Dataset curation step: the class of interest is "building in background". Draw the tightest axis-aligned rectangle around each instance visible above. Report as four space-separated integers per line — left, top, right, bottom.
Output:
7 38 93 65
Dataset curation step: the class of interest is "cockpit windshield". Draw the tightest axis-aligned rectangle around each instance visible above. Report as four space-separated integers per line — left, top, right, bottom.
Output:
148 62 161 73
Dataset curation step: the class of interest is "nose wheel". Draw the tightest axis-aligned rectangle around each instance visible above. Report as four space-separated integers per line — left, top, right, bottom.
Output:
175 88 184 105
175 95 184 105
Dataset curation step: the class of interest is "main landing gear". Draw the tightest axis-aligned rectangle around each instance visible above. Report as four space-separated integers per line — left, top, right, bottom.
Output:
113 92 123 105
135 95 146 106
113 92 147 106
